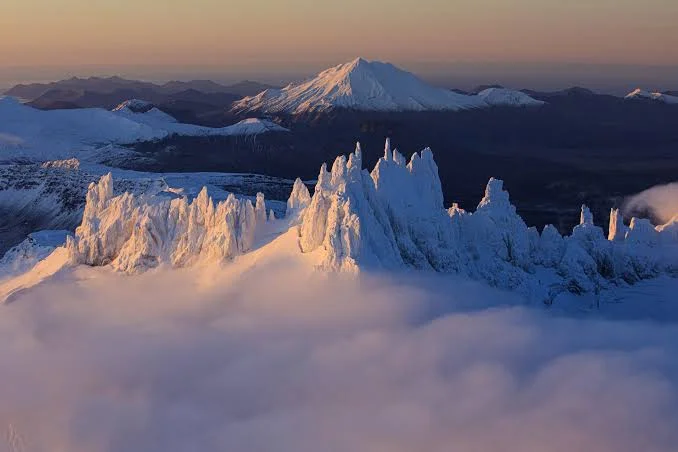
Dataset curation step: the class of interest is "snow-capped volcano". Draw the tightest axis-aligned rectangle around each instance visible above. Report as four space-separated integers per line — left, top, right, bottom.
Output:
233 58 487 114
624 88 678 104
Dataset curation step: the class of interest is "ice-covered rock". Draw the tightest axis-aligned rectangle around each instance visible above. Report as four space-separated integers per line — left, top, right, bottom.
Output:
626 217 660 246
296 139 678 300
298 144 404 271
286 177 312 219
19 139 677 303
657 215 678 243
67 174 270 273
608 208 628 242
536 225 565 267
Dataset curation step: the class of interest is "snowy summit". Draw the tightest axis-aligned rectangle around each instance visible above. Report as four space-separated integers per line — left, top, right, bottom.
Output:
233 57 490 114
624 88 678 104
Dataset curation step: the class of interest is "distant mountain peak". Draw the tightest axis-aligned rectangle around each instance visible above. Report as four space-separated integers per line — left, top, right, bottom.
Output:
625 88 678 104
233 58 486 114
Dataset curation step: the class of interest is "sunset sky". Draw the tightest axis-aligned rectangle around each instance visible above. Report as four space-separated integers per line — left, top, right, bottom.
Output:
3 0 678 91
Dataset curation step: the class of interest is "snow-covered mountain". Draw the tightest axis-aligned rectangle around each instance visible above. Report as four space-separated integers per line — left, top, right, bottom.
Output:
0 96 288 163
6 139 676 305
476 87 545 107
624 88 678 104
233 58 489 114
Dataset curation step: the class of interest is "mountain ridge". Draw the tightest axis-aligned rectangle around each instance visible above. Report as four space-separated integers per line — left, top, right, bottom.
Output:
5 76 276 104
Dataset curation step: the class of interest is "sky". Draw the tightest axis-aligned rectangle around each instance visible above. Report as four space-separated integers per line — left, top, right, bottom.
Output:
2 0 678 92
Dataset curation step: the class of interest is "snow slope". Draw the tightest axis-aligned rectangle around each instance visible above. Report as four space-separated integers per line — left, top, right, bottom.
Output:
0 230 70 280
0 96 288 163
624 89 678 104
233 58 487 114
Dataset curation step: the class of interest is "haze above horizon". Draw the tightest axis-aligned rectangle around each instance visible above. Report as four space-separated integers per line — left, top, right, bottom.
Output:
3 0 678 93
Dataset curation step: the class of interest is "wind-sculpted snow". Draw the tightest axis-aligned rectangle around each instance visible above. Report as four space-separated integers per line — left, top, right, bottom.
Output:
14 139 678 302
286 178 312 220
66 174 272 273
292 140 678 301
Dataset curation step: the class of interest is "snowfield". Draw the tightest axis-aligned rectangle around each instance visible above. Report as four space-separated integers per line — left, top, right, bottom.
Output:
0 96 287 163
1 140 677 452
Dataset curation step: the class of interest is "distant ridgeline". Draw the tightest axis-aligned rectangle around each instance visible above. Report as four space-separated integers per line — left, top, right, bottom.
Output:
61 139 677 304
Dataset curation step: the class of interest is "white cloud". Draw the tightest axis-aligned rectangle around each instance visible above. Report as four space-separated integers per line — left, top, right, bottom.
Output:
624 182 678 224
1 260 677 452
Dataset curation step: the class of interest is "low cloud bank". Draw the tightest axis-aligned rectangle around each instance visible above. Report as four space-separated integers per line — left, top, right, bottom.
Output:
1 262 677 452
624 182 678 224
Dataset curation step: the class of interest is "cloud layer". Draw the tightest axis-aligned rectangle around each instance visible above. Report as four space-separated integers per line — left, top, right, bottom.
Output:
624 182 678 224
1 261 678 452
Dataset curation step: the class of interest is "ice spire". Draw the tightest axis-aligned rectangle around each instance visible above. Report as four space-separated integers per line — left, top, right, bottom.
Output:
580 205 594 225
287 178 311 218
392 148 406 166
69 174 269 273
384 138 392 161
608 208 628 241
477 178 511 212
347 142 363 175
255 192 267 224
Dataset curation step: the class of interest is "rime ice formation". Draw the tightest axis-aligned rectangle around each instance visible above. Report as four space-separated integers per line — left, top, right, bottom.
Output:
66 173 272 273
286 178 312 219
608 208 629 242
290 140 678 298
13 139 678 303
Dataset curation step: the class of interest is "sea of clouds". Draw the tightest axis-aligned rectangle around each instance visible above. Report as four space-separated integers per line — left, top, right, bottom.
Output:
1 258 678 452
